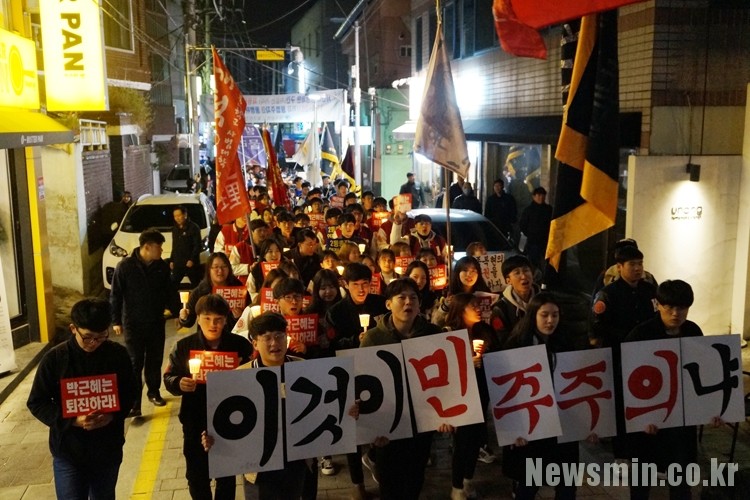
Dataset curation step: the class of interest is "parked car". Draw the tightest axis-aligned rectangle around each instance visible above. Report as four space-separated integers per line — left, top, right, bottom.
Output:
102 193 216 289
162 165 192 193
405 208 517 261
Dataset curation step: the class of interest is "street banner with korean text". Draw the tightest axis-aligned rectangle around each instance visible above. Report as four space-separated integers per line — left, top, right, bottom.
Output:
681 335 745 425
60 374 120 417
189 350 240 384
213 47 251 224
402 330 483 432
284 357 356 461
207 366 284 477
484 344 561 445
621 338 684 433
244 90 345 124
554 349 616 443
337 344 414 444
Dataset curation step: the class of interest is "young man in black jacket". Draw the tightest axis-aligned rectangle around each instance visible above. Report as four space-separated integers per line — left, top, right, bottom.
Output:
164 294 253 500
110 228 181 416
28 298 136 499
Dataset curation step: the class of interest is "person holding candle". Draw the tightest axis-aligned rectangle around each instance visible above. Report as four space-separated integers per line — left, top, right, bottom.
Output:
431 256 491 327
164 294 253 500
443 293 498 500
27 298 136 500
178 252 244 332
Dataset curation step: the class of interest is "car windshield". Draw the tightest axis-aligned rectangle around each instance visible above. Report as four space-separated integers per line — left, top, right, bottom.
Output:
430 221 513 252
120 204 207 232
167 168 190 181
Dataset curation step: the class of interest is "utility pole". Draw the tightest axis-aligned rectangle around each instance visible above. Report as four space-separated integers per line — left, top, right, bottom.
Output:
353 22 362 187
184 0 199 176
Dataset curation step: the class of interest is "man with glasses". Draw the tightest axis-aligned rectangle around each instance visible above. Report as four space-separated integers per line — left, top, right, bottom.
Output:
28 298 136 499
164 294 253 500
111 228 181 416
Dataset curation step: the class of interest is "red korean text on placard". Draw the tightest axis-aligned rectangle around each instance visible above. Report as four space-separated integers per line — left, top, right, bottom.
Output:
557 360 613 430
189 350 240 384
625 350 679 422
492 363 555 434
260 287 280 313
261 261 280 278
394 256 415 273
407 335 469 417
369 274 381 295
61 374 120 418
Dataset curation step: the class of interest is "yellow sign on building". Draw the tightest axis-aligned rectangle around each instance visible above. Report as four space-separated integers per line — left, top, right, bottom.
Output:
256 50 285 61
0 28 40 109
39 0 108 111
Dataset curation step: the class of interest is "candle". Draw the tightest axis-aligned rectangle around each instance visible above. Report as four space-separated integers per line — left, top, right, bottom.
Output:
394 266 403 275
179 291 189 306
359 314 370 330
336 265 345 275
358 243 366 253
188 357 202 379
250 305 262 318
472 339 485 354
283 247 290 253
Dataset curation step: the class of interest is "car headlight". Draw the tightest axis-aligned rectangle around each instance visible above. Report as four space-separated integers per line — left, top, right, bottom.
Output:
109 240 129 257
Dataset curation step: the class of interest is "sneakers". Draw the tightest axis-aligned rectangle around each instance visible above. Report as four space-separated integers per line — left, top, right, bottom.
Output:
320 456 336 476
361 452 379 484
477 445 496 464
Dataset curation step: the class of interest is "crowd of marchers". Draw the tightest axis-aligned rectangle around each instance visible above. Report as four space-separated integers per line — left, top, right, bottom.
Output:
26 167 723 500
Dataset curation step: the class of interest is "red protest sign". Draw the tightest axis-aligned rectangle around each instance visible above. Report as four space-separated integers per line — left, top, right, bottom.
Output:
394 256 414 274
330 195 345 209
429 265 448 290
60 374 120 418
286 314 319 347
260 287 280 313
213 285 247 317
369 274 381 295
368 212 390 230
189 350 240 384
393 194 412 214
309 213 326 232
261 261 280 278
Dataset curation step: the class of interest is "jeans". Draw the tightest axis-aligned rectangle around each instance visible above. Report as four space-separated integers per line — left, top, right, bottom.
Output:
53 456 120 500
124 322 166 408
183 426 235 500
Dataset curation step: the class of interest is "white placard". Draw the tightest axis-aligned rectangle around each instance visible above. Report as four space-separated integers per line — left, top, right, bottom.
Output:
207 366 283 477
621 338 683 433
337 344 413 444
484 344 561 446
401 330 484 432
285 357 356 461
681 335 745 425
0 256 17 374
554 349 616 443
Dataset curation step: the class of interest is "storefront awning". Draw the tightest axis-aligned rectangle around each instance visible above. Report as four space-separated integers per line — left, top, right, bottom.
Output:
0 110 74 149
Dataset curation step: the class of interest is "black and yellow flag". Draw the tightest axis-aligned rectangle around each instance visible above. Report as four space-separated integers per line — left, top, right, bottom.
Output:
546 11 620 270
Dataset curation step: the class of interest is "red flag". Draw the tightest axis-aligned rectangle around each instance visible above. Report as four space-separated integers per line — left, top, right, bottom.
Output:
492 0 643 59
262 128 291 211
213 47 250 223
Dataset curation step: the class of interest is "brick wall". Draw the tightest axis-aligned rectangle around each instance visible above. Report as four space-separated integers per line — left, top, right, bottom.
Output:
105 0 151 85
82 151 114 222
124 145 154 198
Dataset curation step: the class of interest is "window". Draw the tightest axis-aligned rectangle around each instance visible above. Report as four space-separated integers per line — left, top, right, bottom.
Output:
443 2 460 59
462 0 475 57
474 0 497 52
400 45 412 58
415 17 423 71
103 0 134 51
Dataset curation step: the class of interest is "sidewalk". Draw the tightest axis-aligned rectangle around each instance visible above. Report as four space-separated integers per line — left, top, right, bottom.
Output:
0 324 748 499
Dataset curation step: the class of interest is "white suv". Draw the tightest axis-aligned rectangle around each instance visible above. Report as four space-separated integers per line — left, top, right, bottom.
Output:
102 193 215 289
